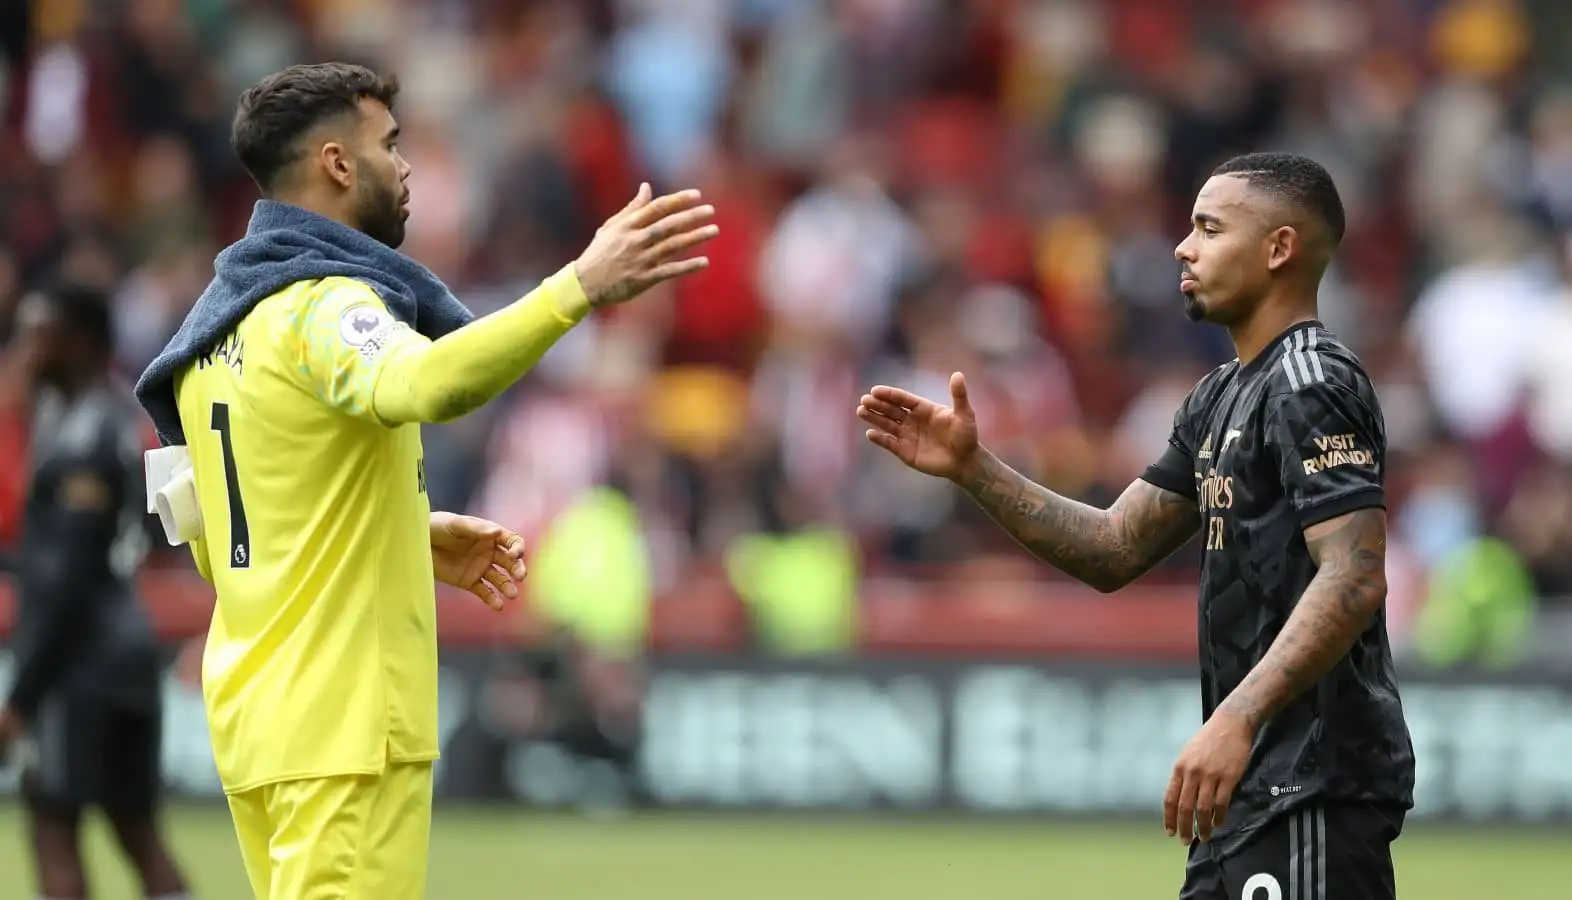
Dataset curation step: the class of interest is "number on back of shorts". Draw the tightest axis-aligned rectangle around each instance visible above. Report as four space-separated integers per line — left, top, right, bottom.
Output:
209 402 251 568
1242 873 1283 900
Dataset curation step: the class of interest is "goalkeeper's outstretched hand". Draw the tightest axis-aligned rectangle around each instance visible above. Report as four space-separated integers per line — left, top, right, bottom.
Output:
429 512 528 611
573 183 718 308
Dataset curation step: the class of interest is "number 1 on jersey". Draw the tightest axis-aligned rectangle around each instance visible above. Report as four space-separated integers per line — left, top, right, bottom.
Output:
210 402 251 568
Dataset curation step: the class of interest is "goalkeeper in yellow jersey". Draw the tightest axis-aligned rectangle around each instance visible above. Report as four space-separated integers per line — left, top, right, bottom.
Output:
132 62 717 900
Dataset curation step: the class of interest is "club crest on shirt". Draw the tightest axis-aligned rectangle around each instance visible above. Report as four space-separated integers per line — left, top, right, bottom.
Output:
338 304 393 348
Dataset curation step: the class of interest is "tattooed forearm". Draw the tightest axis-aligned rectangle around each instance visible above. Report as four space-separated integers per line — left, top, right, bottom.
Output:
1218 508 1388 731
957 450 1200 592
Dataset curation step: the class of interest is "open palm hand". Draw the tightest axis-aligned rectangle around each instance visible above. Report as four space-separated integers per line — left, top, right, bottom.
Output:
856 372 980 480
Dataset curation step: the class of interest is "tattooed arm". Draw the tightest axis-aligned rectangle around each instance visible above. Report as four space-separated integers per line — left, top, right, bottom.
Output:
1215 508 1388 731
956 449 1200 593
857 374 1199 592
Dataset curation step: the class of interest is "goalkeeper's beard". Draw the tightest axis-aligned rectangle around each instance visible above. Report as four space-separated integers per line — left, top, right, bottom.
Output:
354 175 407 249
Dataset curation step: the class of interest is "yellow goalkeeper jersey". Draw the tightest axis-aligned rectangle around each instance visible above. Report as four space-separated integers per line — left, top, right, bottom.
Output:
174 277 439 794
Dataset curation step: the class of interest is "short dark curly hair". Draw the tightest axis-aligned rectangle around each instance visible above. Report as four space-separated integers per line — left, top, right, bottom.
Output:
1212 152 1346 246
33 279 113 351
231 62 400 193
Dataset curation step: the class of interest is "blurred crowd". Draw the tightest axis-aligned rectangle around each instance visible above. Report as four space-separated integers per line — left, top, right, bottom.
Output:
1 0 1570 665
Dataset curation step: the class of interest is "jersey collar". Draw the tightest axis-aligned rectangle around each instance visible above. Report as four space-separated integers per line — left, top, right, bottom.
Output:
1237 319 1324 379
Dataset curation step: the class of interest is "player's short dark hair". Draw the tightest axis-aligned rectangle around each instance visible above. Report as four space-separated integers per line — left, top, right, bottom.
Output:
36 280 113 350
1212 152 1346 246
231 62 400 193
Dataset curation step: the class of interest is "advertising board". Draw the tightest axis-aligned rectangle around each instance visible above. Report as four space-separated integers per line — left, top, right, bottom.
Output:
4 651 1565 824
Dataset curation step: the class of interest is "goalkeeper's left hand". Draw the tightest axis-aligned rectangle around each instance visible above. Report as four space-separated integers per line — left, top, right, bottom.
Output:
429 512 527 611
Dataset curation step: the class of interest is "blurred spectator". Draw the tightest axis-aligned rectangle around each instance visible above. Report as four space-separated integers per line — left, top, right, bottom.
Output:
1519 232 1572 462
476 626 644 812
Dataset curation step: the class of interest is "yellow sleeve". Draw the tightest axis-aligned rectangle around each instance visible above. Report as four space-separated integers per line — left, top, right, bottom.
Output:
291 269 591 426
289 277 429 423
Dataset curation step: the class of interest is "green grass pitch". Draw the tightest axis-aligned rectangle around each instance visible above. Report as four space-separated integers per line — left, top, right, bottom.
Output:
0 805 1564 898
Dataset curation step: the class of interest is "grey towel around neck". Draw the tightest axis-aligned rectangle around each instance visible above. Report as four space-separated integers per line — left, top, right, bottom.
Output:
133 200 474 446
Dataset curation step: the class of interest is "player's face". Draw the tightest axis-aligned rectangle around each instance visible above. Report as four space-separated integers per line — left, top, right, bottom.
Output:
350 99 411 249
1173 175 1273 326
11 292 66 387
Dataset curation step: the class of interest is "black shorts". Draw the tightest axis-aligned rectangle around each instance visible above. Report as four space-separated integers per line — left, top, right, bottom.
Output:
21 691 163 815
1181 803 1405 900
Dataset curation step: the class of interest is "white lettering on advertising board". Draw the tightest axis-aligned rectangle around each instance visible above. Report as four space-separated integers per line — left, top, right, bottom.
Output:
638 672 944 807
949 668 1197 812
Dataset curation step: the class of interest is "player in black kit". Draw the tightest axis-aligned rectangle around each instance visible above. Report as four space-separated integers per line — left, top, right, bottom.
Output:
857 152 1414 900
0 283 192 899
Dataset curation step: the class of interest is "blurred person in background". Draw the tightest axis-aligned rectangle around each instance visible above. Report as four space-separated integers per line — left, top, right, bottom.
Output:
0 282 190 900
477 624 645 814
858 153 1412 899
